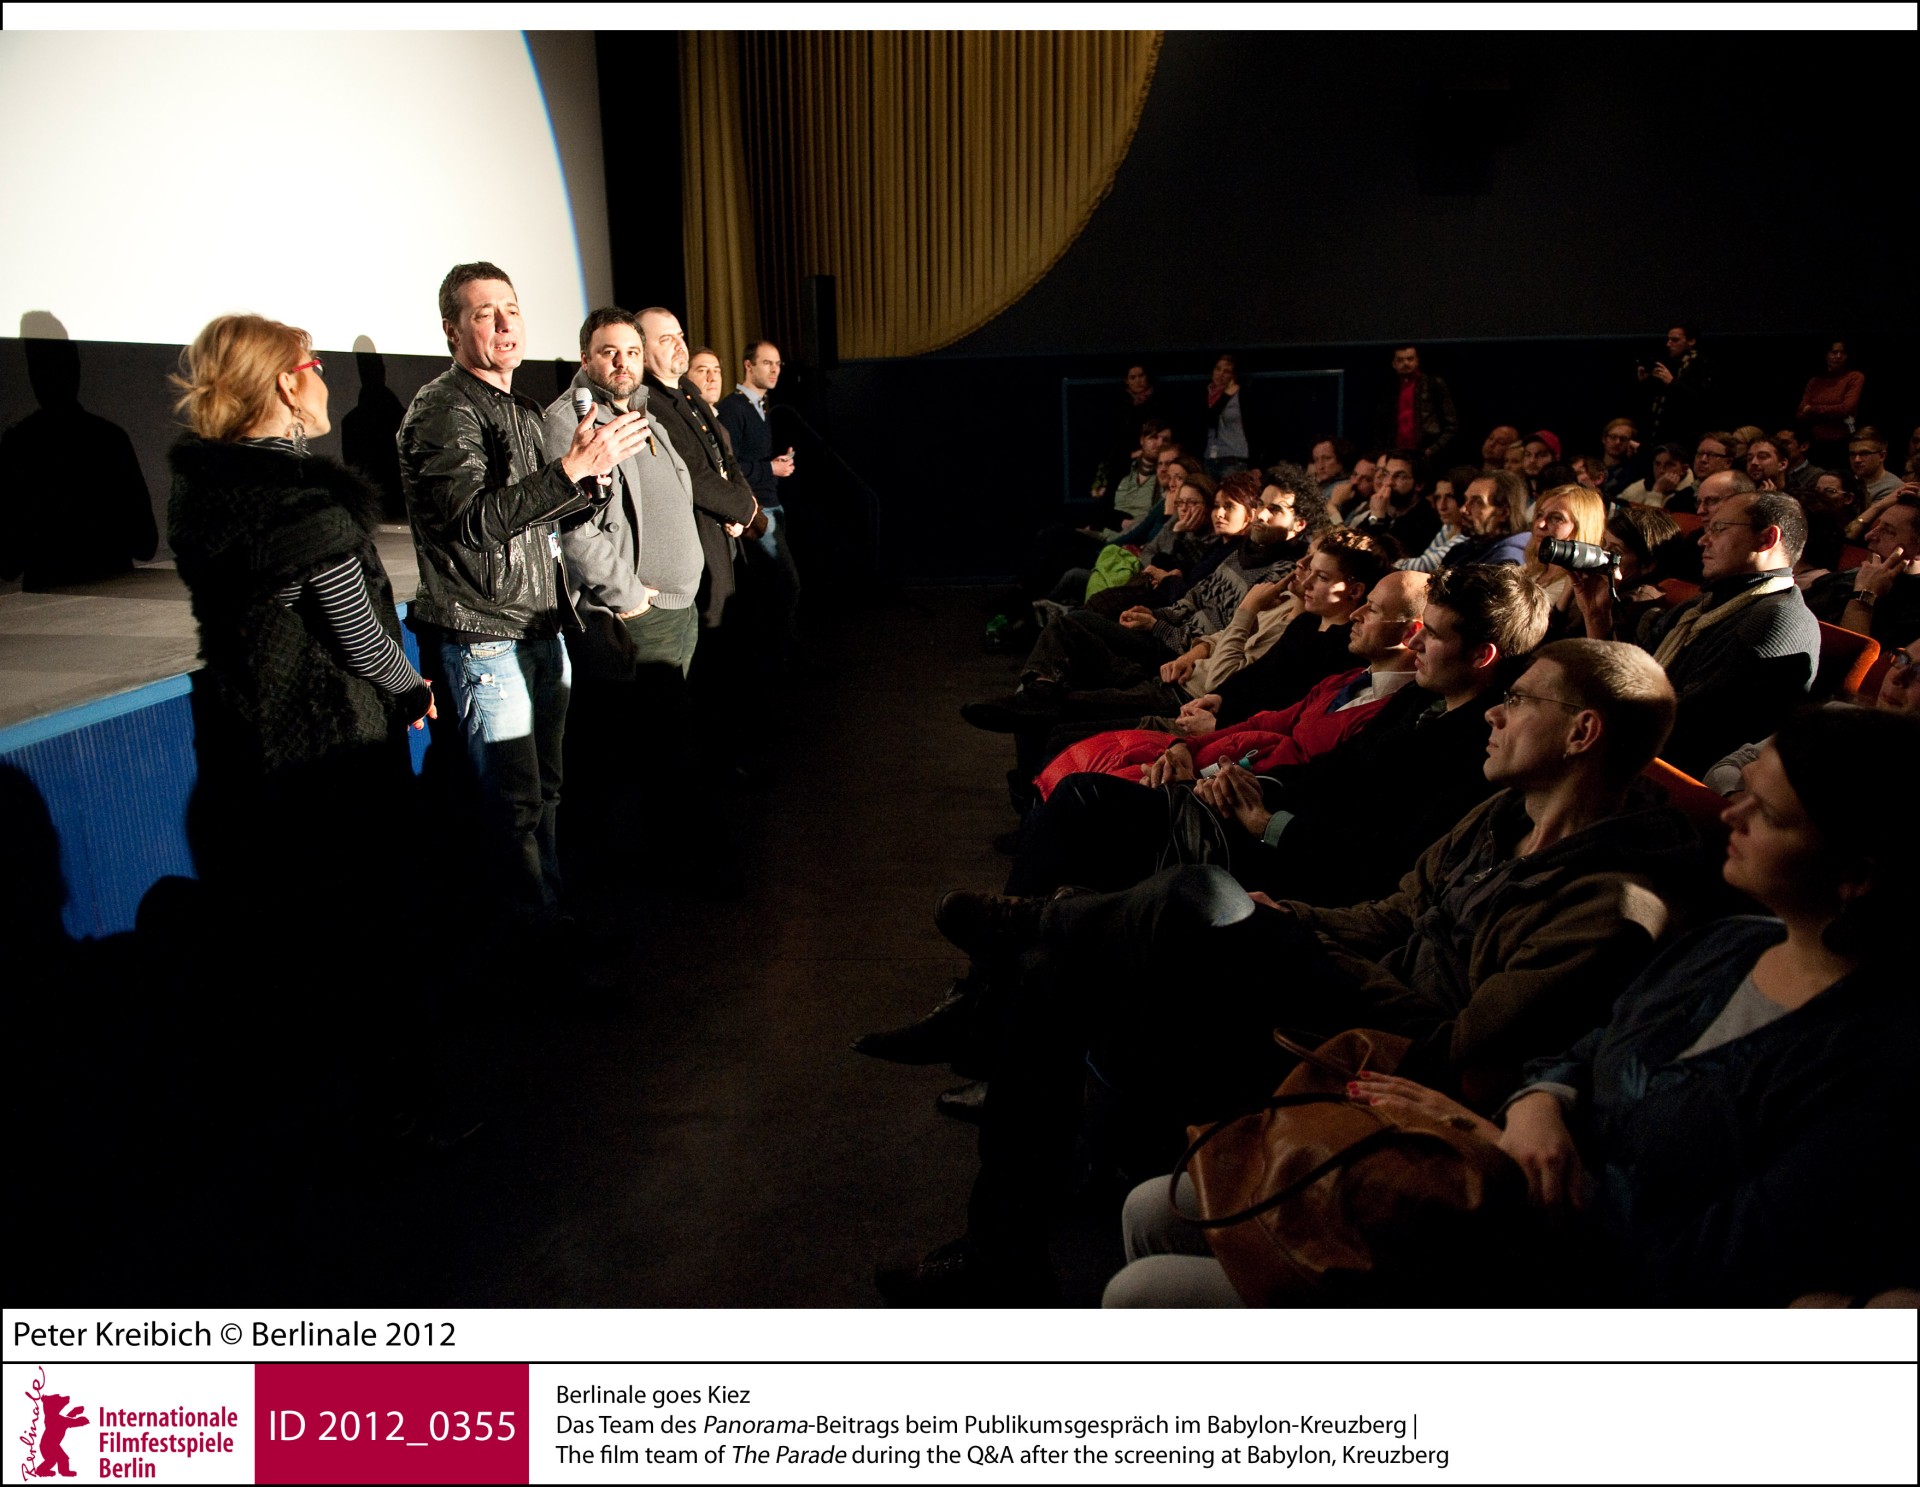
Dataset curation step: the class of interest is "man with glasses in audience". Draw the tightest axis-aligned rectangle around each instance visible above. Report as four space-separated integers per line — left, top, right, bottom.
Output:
1599 417 1641 501
1691 432 1738 486
1575 485 1818 776
1691 466 1748 523
1848 430 1903 505
1810 492 1920 649
1875 638 1920 717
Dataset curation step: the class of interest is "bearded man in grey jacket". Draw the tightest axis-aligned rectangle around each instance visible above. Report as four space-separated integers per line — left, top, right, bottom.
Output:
542 308 705 679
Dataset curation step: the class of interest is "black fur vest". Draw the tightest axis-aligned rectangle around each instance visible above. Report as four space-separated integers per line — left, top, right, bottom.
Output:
168 437 408 775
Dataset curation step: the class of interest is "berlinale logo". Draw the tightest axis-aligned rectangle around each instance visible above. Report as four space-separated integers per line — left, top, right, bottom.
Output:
19 1368 91 1479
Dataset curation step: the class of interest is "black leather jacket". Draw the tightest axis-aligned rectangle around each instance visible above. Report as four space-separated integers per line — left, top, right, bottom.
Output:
399 363 599 638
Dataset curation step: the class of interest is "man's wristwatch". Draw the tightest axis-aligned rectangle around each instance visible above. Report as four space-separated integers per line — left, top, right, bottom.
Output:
1851 589 1877 609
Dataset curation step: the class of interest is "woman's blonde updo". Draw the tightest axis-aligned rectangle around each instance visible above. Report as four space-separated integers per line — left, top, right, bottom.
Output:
171 314 309 441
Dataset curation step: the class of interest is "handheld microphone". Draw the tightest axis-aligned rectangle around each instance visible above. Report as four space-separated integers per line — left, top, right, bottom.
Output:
631 384 657 456
573 387 610 489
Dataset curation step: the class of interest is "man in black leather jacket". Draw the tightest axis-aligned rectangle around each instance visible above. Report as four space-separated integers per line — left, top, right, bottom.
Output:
399 261 647 932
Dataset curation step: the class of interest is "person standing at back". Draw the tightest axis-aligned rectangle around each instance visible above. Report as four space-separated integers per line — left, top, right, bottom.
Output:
718 340 803 668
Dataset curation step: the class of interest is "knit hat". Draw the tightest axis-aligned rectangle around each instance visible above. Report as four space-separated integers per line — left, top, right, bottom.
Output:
1529 429 1562 461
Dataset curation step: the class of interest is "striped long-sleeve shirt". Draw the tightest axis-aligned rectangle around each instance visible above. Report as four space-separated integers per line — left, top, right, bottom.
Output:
274 556 426 702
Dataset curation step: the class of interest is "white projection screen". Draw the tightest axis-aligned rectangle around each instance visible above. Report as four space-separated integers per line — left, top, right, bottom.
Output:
0 30 611 357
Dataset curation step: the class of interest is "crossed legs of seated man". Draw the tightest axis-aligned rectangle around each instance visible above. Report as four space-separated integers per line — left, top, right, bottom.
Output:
880 865 1400 1305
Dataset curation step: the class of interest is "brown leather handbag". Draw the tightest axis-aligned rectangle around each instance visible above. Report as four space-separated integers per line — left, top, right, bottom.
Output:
1173 1029 1531 1306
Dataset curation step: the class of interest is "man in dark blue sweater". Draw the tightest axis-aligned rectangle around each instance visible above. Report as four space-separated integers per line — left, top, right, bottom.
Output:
718 340 802 666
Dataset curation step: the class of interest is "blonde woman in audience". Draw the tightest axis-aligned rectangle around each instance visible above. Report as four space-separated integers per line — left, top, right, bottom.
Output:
1522 482 1608 637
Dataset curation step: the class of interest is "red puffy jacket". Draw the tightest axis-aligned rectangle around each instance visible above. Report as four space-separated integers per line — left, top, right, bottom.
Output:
1035 666 1399 797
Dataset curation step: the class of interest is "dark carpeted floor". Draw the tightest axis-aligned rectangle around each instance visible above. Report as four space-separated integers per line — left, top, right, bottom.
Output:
39 587 1125 1308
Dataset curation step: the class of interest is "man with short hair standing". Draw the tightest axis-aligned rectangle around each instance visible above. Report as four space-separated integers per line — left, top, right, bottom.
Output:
399 262 647 931
1379 343 1459 471
718 340 803 665
635 307 761 632
1640 322 1715 445
544 308 704 679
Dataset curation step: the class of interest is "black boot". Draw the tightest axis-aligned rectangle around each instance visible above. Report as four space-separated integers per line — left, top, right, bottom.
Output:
852 979 979 1065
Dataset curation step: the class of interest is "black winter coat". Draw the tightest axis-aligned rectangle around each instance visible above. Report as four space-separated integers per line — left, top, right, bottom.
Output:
1526 916 1916 1305
643 372 758 627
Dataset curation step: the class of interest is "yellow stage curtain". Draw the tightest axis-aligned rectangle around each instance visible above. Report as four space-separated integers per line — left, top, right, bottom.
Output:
699 31 1160 361
680 31 762 367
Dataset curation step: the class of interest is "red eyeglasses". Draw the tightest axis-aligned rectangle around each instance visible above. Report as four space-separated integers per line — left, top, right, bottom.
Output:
291 357 324 377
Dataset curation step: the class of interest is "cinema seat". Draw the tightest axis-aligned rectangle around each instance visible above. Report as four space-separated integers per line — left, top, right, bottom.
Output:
1642 757 1728 850
1847 652 1893 703
1814 621 1879 702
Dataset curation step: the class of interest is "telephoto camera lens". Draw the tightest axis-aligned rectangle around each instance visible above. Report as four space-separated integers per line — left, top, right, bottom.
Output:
1537 538 1617 572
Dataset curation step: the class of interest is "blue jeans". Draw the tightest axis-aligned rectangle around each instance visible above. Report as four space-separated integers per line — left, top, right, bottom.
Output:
432 632 570 926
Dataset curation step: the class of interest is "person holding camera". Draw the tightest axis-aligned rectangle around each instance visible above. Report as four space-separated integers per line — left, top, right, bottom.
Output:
1522 483 1610 640
1573 486 1819 777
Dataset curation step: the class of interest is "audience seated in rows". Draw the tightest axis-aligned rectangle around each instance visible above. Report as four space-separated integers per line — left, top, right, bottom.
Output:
1007 564 1550 911
964 470 1319 765
1107 706 1920 1309
866 336 1918 1311
1030 569 1428 800
875 639 1701 1305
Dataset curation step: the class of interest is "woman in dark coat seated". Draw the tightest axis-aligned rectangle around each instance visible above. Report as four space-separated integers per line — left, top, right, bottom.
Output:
1107 704 1919 1307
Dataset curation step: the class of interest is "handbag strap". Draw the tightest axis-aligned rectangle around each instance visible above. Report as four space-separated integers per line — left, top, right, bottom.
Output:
1169 1092 1461 1228
1271 1028 1375 1080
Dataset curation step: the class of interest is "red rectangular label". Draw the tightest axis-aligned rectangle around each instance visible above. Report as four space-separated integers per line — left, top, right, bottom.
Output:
254 1364 528 1485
